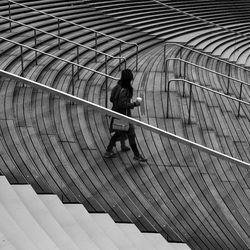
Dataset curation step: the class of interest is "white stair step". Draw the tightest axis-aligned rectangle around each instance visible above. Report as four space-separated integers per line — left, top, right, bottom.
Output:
168 242 192 250
0 176 59 250
39 194 100 250
65 203 118 250
143 233 170 250
117 223 156 250
144 233 191 250
12 185 80 250
0 227 17 250
91 213 138 250
0 201 39 250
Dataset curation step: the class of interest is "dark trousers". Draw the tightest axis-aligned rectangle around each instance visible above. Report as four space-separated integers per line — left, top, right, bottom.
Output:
107 125 140 156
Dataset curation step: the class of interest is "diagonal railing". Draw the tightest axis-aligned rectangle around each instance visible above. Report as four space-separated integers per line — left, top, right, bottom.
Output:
1 68 250 171
1 15 127 71
7 0 139 70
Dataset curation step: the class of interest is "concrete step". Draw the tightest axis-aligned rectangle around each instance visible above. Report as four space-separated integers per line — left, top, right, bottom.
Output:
39 194 100 250
91 213 138 250
117 223 156 250
0 200 39 250
0 227 17 250
144 233 191 250
65 203 119 250
0 176 59 250
12 184 80 250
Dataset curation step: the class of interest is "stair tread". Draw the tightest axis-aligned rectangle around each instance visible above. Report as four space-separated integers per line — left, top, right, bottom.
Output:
65 204 118 250
91 213 138 250
117 223 157 250
0 200 39 250
0 176 59 250
144 233 191 250
39 195 99 250
13 185 80 250
0 228 17 250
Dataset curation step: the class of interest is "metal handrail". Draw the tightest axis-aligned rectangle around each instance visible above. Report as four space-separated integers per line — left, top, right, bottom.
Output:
163 42 250 75
152 0 250 42
1 15 127 71
1 69 250 170
7 0 139 70
0 35 119 107
165 58 250 101
166 79 250 124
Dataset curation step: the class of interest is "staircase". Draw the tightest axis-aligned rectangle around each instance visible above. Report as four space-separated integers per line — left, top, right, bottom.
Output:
0 0 250 249
0 175 190 250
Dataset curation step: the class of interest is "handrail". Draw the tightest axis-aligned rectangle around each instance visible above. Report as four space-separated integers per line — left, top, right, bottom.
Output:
152 0 250 43
165 58 250 101
1 15 127 71
163 42 250 75
1 69 250 171
166 79 250 123
0 35 119 107
7 0 139 70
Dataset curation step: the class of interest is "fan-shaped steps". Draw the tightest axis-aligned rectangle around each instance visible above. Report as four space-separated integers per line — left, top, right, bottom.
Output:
0 0 250 249
2 38 250 248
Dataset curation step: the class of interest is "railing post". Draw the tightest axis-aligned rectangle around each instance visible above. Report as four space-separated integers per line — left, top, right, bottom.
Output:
20 45 24 77
165 61 167 92
178 45 183 59
95 32 98 62
105 55 108 108
226 63 230 94
182 59 185 78
119 42 122 71
123 59 127 71
76 46 80 79
166 80 171 118
182 80 186 97
178 57 182 79
183 59 187 96
188 84 193 124
180 60 187 96
34 29 38 65
57 19 61 49
164 45 166 72
136 45 139 72
237 83 243 117
8 1 12 32
183 59 187 79
71 64 74 96
165 60 169 91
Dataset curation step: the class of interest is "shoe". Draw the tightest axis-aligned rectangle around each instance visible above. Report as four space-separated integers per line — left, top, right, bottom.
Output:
133 154 147 162
121 146 130 152
103 151 116 158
